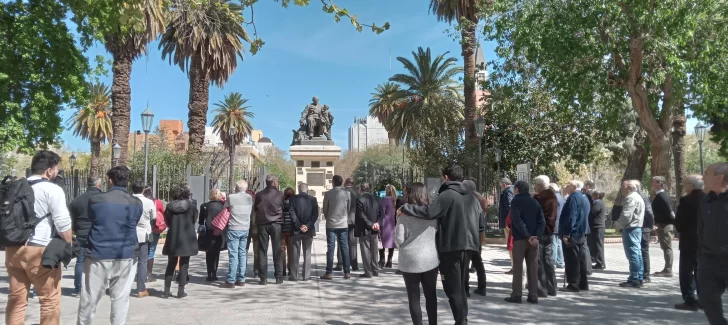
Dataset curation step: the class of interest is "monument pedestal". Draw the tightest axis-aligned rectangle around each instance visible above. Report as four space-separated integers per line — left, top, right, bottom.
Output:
289 143 342 207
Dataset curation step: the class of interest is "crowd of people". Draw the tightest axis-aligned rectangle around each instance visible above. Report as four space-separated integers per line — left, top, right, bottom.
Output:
3 149 728 325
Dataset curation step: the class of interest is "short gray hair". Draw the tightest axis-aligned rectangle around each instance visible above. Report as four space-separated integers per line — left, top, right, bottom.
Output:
298 182 309 194
652 176 667 189
87 177 102 187
462 180 476 192
686 175 704 190
500 177 512 186
548 183 560 192
534 175 550 189
624 180 639 192
710 163 728 184
235 180 248 192
265 175 278 186
569 180 584 190
630 179 642 191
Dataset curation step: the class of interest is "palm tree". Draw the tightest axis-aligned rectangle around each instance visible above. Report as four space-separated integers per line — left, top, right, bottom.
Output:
369 82 404 146
384 47 464 145
429 0 481 144
210 92 255 148
104 0 166 165
160 0 251 159
68 82 113 178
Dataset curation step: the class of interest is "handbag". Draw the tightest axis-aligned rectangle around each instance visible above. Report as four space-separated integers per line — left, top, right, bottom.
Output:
211 208 230 236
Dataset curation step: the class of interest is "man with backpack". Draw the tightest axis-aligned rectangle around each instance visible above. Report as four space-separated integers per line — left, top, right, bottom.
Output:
3 150 73 325
69 177 103 297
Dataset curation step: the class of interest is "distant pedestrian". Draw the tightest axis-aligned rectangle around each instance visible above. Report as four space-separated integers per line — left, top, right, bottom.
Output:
533 175 558 297
673 175 704 311
559 180 590 293
131 181 155 298
379 184 397 269
321 175 352 280
355 182 383 278
651 176 675 277
499 178 515 274
255 175 285 284
199 189 226 282
617 180 645 288
336 178 360 271
281 187 296 277
588 191 607 270
463 179 487 297
162 184 199 298
637 184 655 283
144 186 165 282
221 181 253 288
550 183 566 268
396 182 439 325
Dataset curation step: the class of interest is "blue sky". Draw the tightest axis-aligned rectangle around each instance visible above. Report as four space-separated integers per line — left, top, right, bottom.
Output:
60 0 488 153
60 0 700 154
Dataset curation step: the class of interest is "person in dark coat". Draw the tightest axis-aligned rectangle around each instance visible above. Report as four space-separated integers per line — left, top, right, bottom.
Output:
588 191 607 269
674 175 705 311
559 180 590 293
506 180 546 304
198 189 226 281
651 176 675 277
289 183 319 281
463 179 487 297
355 182 383 278
637 185 655 283
254 175 285 284
69 177 103 296
499 178 515 273
162 184 199 298
533 175 558 297
281 187 296 277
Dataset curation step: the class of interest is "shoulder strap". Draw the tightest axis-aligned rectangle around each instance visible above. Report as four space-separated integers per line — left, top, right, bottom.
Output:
28 179 49 186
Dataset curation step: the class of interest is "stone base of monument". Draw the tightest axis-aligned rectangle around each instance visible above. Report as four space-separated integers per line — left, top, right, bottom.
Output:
289 143 342 207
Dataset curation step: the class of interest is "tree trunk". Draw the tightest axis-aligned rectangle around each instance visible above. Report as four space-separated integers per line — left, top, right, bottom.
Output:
111 52 133 166
388 136 398 147
461 19 478 145
187 52 210 159
90 137 101 178
672 106 687 197
622 130 649 181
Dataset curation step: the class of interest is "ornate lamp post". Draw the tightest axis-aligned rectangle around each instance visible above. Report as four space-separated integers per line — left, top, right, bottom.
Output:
69 153 77 196
695 122 707 174
112 143 121 167
475 116 485 192
229 126 236 193
141 108 154 185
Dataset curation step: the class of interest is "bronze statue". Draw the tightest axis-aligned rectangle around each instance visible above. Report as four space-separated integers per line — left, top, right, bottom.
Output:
293 96 333 144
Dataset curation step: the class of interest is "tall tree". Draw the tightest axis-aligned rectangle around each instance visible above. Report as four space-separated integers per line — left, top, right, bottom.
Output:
429 0 481 144
211 92 255 149
68 82 113 177
94 0 165 165
369 82 403 146
1 0 88 153
672 105 687 196
160 0 251 159
484 0 727 180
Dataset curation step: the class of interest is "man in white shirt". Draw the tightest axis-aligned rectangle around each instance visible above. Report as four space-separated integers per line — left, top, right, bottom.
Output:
131 181 155 297
5 150 73 325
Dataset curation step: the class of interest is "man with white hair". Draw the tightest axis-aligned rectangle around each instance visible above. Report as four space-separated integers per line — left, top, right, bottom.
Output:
221 180 253 288
533 175 558 297
697 163 728 324
558 180 590 292
673 175 705 311
617 180 645 288
289 183 319 281
549 183 566 268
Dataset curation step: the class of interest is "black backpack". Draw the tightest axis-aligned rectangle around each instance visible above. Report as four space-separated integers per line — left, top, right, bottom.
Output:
0 177 47 246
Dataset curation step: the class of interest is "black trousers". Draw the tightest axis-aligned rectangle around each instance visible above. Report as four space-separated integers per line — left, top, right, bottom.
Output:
466 243 486 292
680 249 699 305
165 256 190 288
402 267 439 325
588 228 606 268
439 250 471 325
641 231 651 278
258 223 283 280
563 237 589 290
698 255 728 325
205 235 224 277
537 234 557 296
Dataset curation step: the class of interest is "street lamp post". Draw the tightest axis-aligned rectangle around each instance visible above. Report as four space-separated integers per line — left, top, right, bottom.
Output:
229 126 236 193
141 108 154 185
475 116 486 192
695 122 707 174
112 143 121 167
69 153 76 196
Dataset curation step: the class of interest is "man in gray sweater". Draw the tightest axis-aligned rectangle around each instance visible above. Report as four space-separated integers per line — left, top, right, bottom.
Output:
321 175 352 279
618 180 645 288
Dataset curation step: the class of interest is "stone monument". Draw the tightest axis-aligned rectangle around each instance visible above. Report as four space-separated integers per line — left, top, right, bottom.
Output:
290 96 342 206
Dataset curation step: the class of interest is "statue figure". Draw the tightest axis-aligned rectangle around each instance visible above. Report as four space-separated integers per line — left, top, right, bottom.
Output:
300 96 324 139
292 96 335 145
320 105 334 140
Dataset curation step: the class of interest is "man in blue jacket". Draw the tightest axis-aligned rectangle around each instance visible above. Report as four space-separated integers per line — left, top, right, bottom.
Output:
559 180 590 293
77 166 143 325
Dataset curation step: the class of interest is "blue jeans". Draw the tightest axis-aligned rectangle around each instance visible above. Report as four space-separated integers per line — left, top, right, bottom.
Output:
74 245 86 293
226 230 249 283
553 235 564 267
622 227 644 283
148 233 161 260
326 228 350 274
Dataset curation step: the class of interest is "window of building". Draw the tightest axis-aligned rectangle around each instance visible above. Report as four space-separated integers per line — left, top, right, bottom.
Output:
326 161 333 167
297 160 304 167
311 161 320 168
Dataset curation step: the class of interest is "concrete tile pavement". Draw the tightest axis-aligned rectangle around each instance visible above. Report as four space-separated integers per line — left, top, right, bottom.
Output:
0 235 720 325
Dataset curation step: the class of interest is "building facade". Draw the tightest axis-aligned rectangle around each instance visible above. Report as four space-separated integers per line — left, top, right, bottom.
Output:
348 116 389 152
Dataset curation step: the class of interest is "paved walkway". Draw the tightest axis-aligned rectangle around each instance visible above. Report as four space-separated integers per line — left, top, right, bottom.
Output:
0 235 719 325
